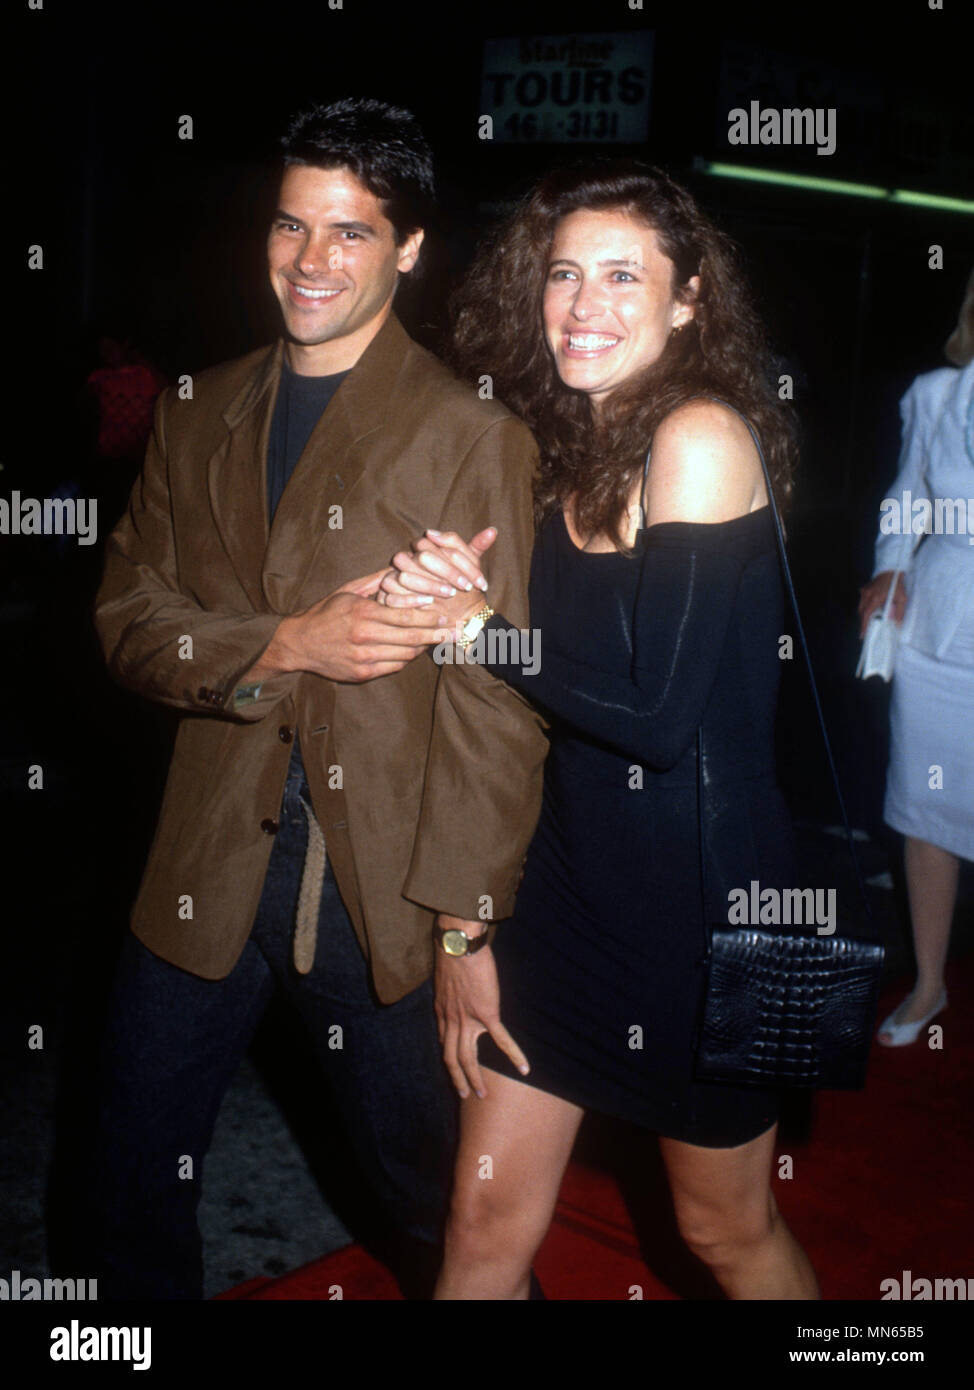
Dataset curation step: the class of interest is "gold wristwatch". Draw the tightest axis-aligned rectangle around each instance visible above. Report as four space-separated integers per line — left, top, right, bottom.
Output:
434 924 491 957
457 603 494 649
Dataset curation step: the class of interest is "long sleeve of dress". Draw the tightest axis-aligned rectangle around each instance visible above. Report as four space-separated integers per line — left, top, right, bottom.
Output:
478 520 758 770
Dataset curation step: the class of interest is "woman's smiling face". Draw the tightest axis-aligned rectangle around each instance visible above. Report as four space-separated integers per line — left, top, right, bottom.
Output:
542 207 698 403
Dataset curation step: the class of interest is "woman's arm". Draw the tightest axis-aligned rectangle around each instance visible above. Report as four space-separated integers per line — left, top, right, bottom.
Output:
380 522 753 770
871 374 943 579
479 527 752 769
382 402 766 768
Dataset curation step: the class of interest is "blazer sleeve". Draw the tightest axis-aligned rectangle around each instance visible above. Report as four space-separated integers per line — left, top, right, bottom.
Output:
402 417 548 924
93 388 296 722
475 523 751 770
872 377 928 579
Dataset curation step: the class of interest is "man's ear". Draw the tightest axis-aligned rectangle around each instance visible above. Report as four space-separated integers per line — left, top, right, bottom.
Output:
397 228 425 275
673 274 701 330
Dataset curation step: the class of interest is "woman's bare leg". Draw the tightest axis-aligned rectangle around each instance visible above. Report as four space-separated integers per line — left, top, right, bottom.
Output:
435 1068 584 1300
880 836 958 1034
659 1122 820 1299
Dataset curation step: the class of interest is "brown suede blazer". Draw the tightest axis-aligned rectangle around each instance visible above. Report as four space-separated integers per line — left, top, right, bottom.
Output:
94 311 547 1003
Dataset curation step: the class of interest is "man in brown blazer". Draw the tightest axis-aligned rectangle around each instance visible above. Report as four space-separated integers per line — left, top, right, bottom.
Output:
84 98 546 1299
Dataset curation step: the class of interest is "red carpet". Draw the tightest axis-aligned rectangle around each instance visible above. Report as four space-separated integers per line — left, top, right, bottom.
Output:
218 960 973 1301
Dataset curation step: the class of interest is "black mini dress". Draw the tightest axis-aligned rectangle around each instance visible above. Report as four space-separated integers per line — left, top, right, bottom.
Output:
476 501 795 1147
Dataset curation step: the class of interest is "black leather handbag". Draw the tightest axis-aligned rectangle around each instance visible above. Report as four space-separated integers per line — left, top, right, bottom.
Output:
691 408 885 1090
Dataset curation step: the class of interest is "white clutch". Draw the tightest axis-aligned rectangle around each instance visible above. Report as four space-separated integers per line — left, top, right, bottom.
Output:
856 572 902 682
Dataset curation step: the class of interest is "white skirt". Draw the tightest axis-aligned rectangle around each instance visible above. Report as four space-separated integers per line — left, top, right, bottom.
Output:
884 631 974 861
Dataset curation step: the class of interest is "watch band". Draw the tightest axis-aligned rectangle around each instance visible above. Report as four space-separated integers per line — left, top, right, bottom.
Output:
457 603 494 650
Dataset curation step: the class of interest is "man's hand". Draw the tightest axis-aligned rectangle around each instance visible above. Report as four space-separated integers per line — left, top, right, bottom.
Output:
858 570 907 638
433 912 529 1100
243 568 453 684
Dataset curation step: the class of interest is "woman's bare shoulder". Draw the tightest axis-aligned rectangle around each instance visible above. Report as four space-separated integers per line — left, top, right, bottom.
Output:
645 400 763 525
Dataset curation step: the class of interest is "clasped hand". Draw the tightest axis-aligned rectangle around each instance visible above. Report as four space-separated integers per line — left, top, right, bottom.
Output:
377 525 496 628
253 530 492 684
265 567 452 683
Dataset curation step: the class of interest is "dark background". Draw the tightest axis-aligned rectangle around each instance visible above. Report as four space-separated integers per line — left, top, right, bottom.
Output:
11 0 972 882
4 0 972 1292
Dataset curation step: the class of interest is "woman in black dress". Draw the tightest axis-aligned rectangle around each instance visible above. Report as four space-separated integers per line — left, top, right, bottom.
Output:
381 162 819 1299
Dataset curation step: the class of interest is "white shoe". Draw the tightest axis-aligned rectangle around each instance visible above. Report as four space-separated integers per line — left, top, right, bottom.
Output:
877 988 948 1047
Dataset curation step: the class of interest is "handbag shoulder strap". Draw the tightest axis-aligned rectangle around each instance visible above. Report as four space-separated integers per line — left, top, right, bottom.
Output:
652 396 875 926
636 445 652 531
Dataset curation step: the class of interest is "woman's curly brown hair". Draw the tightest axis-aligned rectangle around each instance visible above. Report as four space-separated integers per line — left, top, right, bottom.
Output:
448 160 798 549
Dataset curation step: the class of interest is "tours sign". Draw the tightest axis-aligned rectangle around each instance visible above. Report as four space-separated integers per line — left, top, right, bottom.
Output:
481 33 654 145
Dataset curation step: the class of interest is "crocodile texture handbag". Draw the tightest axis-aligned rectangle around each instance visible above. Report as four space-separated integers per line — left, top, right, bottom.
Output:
691 407 885 1090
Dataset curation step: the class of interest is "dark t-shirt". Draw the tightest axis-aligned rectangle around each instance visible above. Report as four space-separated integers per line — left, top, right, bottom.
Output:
266 359 350 786
267 359 350 522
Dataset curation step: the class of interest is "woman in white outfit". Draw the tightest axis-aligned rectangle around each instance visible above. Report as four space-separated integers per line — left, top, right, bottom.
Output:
858 269 974 1046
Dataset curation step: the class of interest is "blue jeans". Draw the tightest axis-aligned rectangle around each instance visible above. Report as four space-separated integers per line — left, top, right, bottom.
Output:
82 746 456 1299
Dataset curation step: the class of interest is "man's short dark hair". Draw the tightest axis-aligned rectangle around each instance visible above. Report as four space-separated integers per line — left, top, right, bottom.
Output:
281 97 434 247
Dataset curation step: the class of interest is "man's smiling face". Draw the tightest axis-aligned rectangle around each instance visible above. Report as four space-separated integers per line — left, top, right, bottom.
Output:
267 163 423 373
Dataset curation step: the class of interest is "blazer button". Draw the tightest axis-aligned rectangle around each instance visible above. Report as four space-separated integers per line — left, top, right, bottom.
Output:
260 818 280 835
278 725 293 743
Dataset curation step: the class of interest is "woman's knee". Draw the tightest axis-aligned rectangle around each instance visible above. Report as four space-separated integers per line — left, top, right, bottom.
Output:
445 1175 545 1262
675 1189 778 1263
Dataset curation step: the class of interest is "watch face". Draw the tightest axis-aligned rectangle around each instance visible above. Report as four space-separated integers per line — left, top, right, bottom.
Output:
442 929 468 957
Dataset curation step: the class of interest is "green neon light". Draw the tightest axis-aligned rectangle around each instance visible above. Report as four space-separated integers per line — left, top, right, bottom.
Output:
699 161 974 214
704 161 885 198
889 189 974 213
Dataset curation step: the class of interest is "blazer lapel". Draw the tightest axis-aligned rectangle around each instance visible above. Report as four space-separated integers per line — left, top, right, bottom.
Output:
207 341 281 612
261 311 414 612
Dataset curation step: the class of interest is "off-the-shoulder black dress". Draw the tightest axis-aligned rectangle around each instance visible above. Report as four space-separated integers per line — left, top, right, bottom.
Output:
475 503 794 1146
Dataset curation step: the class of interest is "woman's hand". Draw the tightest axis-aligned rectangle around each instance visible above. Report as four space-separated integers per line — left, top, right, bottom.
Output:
378 573 483 629
377 526 497 631
858 571 907 637
379 527 495 605
433 914 529 1100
